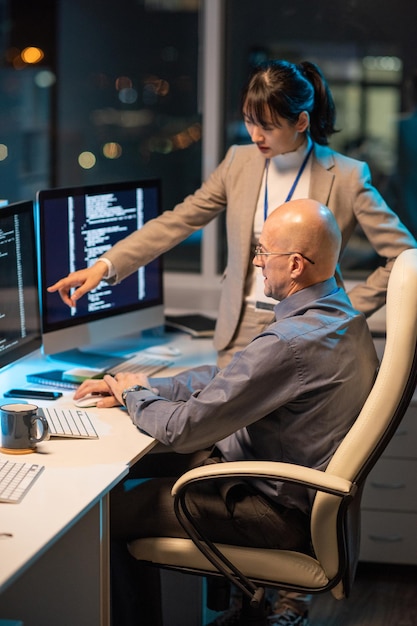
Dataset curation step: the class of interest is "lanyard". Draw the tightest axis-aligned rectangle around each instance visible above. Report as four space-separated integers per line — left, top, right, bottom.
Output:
263 143 314 221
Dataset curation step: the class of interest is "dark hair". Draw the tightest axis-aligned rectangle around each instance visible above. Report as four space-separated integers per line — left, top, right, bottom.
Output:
241 59 337 145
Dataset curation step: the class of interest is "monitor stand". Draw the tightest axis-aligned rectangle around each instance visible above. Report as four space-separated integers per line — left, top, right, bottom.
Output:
45 328 169 370
47 348 123 371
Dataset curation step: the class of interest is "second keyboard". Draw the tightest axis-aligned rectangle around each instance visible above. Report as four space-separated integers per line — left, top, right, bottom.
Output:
106 353 173 376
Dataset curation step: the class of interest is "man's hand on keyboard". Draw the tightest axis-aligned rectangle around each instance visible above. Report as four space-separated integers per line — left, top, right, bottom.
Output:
73 373 152 408
104 373 152 406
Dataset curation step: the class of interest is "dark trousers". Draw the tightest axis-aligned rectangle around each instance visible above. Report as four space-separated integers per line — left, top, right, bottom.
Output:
110 449 310 626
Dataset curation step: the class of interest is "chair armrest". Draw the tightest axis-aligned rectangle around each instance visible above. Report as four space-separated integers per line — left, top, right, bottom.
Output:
172 461 354 498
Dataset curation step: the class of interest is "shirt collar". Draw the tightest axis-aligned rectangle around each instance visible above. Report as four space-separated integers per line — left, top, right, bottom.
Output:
271 135 312 172
273 277 339 320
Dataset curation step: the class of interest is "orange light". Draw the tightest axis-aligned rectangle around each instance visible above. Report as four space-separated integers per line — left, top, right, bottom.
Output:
103 143 122 159
21 47 44 64
115 76 132 91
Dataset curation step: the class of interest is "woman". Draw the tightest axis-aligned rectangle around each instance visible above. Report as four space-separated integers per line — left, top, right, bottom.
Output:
49 59 415 368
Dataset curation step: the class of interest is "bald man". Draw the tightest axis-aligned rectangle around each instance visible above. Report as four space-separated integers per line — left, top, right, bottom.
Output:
253 198 342 302
77 199 378 625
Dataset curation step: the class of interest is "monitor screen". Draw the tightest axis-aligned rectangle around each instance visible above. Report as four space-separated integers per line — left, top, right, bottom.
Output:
0 200 41 371
37 179 164 365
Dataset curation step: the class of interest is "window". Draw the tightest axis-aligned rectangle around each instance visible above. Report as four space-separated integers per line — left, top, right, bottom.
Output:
0 0 202 272
223 0 417 278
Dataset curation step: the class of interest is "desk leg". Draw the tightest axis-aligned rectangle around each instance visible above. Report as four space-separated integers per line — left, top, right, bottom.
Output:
101 493 110 626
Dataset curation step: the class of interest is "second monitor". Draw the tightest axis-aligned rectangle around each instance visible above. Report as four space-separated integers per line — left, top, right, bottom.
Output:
37 178 165 366
0 199 41 372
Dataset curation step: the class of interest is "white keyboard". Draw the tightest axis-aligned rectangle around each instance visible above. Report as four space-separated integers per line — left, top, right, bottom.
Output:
107 353 173 376
40 407 98 439
0 459 44 503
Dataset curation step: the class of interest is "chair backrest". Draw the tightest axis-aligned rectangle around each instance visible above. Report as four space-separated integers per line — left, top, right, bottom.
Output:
310 248 417 597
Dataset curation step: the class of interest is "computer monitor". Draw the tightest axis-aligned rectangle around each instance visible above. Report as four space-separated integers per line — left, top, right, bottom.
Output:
37 179 165 366
0 200 42 371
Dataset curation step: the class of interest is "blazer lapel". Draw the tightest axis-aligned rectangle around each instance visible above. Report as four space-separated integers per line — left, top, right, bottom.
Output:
309 144 336 205
235 147 265 253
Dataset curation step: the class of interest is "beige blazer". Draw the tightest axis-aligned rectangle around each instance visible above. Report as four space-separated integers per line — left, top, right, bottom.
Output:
104 143 416 351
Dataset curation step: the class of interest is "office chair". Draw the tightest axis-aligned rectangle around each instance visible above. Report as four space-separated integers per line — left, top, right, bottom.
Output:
129 248 417 623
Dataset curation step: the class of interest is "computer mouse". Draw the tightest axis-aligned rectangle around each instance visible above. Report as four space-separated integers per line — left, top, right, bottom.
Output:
145 345 182 357
73 394 105 408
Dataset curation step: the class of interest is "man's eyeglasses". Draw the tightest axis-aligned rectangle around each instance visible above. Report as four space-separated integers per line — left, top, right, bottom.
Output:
253 245 315 265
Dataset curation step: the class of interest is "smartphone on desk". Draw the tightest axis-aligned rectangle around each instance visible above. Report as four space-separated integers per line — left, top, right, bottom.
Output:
4 389 63 401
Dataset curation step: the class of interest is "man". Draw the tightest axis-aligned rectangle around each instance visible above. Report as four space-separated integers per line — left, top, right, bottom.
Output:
75 198 379 626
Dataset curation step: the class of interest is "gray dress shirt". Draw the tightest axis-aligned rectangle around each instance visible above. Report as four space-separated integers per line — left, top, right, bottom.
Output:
124 278 379 514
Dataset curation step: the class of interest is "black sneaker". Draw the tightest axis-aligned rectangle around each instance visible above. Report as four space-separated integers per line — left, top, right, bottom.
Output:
267 608 309 625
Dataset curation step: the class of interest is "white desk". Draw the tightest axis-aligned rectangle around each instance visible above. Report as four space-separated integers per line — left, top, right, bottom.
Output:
0 332 216 626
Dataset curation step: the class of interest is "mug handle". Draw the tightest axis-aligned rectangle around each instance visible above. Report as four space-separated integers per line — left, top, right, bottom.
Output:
30 414 50 443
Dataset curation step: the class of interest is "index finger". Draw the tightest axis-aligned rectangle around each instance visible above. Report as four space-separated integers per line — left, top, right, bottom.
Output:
47 275 82 293
47 277 82 308
73 378 110 399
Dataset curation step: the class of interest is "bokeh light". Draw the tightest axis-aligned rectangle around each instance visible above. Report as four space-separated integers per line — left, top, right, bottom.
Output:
143 75 170 104
103 142 122 159
78 151 96 169
34 70 56 88
21 47 44 64
115 76 132 90
0 144 8 161
118 88 138 104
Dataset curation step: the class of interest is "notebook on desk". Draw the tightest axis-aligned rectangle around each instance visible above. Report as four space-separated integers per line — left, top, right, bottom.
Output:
26 369 80 390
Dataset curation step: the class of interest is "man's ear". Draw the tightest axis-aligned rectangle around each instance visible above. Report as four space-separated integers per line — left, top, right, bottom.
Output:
289 253 305 277
296 111 310 133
